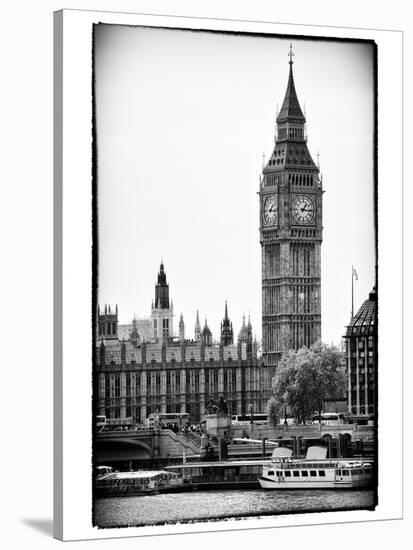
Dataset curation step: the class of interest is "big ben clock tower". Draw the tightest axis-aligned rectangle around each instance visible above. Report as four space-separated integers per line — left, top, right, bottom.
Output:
260 45 323 370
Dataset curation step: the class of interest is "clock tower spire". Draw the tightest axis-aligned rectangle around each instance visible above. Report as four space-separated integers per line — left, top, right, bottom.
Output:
259 45 323 370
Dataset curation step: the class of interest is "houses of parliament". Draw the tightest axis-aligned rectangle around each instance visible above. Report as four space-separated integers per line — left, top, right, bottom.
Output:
95 47 323 424
96 262 267 424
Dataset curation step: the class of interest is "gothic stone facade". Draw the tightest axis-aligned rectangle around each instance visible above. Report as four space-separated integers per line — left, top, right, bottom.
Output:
95 337 272 424
96 261 272 424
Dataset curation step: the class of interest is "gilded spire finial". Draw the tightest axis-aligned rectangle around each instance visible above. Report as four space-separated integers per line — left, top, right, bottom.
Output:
288 43 294 65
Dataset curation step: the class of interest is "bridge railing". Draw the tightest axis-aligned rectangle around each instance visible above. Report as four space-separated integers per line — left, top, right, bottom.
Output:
232 423 374 441
161 429 202 454
179 432 202 447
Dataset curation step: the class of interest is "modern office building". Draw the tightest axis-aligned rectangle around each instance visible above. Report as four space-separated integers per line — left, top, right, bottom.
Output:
344 287 377 417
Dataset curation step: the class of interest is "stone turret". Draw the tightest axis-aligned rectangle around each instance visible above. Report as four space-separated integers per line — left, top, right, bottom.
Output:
151 261 174 342
179 313 185 342
97 304 118 341
201 318 212 346
220 301 234 346
194 310 201 342
129 316 140 347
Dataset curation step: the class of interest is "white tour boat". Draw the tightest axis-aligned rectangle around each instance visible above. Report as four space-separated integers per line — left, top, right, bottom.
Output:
258 446 373 490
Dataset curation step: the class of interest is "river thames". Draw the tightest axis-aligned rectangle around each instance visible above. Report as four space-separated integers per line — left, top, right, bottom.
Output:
94 489 376 528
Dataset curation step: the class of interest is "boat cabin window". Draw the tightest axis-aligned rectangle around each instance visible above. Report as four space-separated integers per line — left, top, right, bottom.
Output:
318 470 326 476
267 470 275 476
310 470 317 477
293 471 300 477
284 471 291 477
342 470 349 476
301 471 308 477
276 471 282 477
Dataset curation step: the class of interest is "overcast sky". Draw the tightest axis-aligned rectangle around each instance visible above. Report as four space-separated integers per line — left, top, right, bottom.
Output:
94 24 375 346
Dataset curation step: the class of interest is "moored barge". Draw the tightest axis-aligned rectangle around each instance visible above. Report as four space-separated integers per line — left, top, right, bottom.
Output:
95 470 183 497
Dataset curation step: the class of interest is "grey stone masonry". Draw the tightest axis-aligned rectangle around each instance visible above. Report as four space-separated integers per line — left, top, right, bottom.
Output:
259 52 323 368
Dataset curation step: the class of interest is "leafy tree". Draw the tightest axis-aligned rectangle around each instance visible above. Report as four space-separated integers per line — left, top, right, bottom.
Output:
266 396 282 426
269 341 346 425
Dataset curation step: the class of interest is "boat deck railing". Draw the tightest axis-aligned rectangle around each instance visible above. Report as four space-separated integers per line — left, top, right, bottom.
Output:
267 459 374 470
269 461 339 469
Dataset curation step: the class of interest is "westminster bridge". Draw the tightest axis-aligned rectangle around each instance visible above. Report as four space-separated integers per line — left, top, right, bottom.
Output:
95 423 375 464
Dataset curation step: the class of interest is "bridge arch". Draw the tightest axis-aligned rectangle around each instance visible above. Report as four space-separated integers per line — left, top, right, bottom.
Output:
96 437 154 463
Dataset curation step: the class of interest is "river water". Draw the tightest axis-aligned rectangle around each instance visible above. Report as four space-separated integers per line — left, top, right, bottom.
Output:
94 489 376 528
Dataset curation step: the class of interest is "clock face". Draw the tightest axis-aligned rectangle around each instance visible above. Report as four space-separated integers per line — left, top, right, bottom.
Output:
263 195 278 226
292 195 315 224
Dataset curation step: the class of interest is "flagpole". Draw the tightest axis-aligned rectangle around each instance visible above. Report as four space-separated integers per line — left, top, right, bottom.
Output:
351 265 354 319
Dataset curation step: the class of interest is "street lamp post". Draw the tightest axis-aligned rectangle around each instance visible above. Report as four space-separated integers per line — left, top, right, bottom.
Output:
262 437 268 458
249 403 254 437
